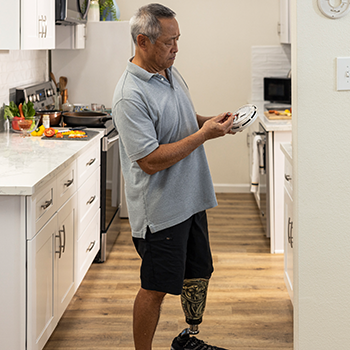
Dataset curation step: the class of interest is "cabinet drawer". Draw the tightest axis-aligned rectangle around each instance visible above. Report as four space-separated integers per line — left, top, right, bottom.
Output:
77 142 100 188
76 209 100 287
27 181 57 239
284 157 293 196
77 167 100 239
56 161 76 210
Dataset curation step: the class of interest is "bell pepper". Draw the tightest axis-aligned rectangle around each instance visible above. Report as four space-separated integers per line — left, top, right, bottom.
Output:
31 125 45 137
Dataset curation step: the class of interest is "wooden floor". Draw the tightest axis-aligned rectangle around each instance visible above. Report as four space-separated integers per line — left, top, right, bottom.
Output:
44 193 293 350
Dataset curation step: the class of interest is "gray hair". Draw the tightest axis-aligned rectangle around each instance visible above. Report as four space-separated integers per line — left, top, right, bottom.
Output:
130 3 176 45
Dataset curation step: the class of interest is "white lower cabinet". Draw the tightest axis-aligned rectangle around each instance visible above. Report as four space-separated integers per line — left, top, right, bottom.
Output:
27 193 77 350
284 187 293 302
281 143 293 303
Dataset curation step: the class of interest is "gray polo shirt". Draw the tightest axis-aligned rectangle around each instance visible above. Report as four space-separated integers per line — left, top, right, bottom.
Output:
112 61 217 238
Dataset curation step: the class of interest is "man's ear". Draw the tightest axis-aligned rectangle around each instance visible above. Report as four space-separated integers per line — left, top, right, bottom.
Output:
136 34 149 50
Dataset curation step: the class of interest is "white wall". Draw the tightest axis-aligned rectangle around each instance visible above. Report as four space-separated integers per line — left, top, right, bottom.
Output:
0 50 47 104
292 1 350 349
117 0 281 191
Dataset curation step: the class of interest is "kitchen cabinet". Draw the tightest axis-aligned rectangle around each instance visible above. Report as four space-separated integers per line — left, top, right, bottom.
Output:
0 131 104 350
248 106 292 253
0 0 20 49
27 192 76 350
75 142 101 286
279 0 291 44
21 0 55 50
281 143 293 303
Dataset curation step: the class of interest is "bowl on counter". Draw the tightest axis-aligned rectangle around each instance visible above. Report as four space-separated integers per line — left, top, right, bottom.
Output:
8 115 41 136
36 110 62 126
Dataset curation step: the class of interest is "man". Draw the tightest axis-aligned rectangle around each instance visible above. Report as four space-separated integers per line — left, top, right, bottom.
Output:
112 4 234 350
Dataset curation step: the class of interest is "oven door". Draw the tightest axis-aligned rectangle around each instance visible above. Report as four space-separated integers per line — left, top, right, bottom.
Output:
96 129 120 262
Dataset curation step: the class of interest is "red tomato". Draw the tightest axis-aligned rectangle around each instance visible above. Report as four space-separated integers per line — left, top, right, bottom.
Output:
44 127 56 138
12 116 25 131
56 132 63 138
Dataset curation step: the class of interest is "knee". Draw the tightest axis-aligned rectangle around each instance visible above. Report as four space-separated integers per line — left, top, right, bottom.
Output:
139 288 166 306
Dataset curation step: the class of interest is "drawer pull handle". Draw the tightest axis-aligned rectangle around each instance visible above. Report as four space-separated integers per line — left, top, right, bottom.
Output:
86 241 96 252
64 179 74 187
288 217 294 248
285 174 292 182
86 158 96 166
59 225 66 253
41 199 52 210
55 232 62 258
86 195 96 205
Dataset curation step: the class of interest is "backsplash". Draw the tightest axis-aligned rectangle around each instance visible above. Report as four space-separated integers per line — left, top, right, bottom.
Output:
251 45 291 101
0 50 48 105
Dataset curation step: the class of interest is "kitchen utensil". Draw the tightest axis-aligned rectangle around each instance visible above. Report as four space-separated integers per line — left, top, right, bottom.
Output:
62 111 112 127
59 76 68 91
36 110 62 126
50 72 58 89
231 104 258 132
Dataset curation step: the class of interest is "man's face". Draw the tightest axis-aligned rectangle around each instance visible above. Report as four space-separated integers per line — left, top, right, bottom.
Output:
147 17 180 72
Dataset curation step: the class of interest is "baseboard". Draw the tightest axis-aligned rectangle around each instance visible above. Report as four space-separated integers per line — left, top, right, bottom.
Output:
213 184 251 193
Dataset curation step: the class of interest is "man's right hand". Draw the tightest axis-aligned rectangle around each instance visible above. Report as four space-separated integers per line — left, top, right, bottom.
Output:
200 112 234 141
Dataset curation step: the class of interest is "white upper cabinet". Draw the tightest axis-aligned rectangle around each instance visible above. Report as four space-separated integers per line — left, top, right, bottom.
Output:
0 0 20 49
21 0 55 50
279 0 291 44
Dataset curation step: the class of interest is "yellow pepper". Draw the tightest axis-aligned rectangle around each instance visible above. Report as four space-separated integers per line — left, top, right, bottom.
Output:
31 125 45 137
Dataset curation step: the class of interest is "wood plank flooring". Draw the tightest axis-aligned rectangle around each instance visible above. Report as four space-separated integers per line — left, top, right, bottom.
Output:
44 193 293 350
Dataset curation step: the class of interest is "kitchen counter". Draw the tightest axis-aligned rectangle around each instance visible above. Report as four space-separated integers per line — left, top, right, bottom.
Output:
0 129 105 195
252 100 292 132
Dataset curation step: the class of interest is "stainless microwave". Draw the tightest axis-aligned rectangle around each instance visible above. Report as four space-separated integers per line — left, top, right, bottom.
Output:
56 0 91 25
264 77 291 104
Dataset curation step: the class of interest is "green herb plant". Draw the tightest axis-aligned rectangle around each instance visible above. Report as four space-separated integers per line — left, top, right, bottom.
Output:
82 0 118 21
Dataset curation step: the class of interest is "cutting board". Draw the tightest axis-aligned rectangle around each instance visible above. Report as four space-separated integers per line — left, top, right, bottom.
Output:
264 111 292 120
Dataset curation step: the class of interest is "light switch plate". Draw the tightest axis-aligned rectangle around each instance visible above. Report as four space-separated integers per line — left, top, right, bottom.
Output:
337 57 350 91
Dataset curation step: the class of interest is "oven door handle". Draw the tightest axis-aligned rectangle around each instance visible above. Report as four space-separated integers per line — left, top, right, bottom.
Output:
107 134 119 146
102 134 119 152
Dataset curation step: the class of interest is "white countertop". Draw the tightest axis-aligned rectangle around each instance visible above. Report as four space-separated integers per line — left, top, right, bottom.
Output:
0 129 105 196
280 142 292 163
252 100 292 132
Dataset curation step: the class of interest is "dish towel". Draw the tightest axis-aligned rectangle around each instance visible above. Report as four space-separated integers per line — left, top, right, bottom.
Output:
251 135 263 193
258 138 265 175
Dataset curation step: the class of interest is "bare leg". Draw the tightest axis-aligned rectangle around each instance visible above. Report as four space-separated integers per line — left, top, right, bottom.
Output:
133 287 166 350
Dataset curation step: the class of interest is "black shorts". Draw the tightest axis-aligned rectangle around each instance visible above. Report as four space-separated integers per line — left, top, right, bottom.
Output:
132 211 214 295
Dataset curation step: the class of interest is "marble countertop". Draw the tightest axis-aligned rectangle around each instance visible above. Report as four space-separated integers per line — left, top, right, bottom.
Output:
252 101 292 132
0 129 105 196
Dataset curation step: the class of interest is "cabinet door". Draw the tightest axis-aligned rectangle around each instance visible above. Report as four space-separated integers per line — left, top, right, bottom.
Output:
56 193 77 319
27 215 57 350
280 0 290 44
284 187 293 303
0 0 20 49
21 0 55 50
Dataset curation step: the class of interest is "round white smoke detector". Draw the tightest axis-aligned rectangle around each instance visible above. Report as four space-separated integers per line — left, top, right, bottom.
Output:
231 104 258 133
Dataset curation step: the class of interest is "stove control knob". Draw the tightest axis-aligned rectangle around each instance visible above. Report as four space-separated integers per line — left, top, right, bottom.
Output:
36 94 40 101
29 95 33 102
32 94 36 102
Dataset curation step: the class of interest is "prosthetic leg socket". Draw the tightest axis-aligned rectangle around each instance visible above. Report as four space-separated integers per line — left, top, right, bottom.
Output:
181 278 209 334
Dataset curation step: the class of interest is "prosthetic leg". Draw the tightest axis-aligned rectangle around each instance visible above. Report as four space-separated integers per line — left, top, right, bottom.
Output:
180 278 209 335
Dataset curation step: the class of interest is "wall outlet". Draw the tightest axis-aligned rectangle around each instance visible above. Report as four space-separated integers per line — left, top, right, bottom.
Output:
337 57 350 91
